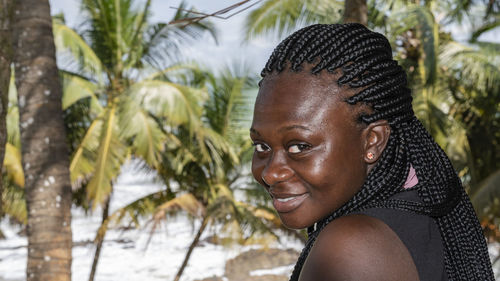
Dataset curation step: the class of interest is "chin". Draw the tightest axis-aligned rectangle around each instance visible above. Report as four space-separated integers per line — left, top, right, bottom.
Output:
279 215 310 230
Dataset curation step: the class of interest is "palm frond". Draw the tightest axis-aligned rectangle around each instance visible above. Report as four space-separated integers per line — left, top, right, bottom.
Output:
141 2 217 68
1 183 26 224
69 115 103 185
107 189 173 227
52 17 104 79
86 104 128 208
244 0 320 40
440 41 500 96
152 193 206 223
128 79 206 130
470 14 500 42
60 70 102 114
3 143 24 188
119 103 173 168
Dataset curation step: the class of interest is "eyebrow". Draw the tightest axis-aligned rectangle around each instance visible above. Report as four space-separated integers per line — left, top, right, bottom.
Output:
249 125 311 136
249 127 260 136
279 125 311 133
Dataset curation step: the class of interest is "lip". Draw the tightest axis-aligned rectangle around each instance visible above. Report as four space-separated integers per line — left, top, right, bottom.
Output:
271 193 309 213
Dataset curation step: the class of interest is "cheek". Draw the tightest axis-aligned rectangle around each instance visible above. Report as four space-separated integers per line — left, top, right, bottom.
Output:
251 155 264 183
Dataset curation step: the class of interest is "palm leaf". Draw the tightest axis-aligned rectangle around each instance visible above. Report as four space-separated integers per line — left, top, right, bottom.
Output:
3 143 24 187
1 183 26 224
244 0 313 40
105 189 172 227
69 115 103 185
470 14 500 42
440 41 500 96
60 70 102 114
119 103 175 168
142 2 217 68
244 0 345 40
412 86 450 142
52 17 103 79
151 193 205 224
128 79 206 129
86 104 127 208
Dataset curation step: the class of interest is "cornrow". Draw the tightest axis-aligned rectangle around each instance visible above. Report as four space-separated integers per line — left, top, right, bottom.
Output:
260 23 494 281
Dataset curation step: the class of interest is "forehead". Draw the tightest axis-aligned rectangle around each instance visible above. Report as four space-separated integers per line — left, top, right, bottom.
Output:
255 70 354 115
253 70 361 130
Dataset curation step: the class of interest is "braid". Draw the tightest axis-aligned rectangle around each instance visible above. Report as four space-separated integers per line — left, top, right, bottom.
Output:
260 23 494 281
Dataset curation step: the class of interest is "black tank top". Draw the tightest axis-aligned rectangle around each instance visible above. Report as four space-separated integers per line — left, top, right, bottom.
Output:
357 190 448 281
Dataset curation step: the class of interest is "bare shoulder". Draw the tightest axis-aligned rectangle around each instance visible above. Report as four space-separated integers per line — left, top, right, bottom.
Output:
299 214 419 281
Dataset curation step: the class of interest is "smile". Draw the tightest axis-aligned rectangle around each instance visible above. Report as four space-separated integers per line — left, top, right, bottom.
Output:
272 193 308 213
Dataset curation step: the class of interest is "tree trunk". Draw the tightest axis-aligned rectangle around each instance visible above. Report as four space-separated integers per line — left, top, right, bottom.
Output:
343 0 368 26
12 0 73 280
173 216 209 281
0 0 15 217
88 195 111 281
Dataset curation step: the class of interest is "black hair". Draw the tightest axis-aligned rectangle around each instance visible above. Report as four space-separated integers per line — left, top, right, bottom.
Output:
260 23 494 281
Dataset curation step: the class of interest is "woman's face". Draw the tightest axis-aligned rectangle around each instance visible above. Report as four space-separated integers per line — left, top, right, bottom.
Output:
250 70 369 229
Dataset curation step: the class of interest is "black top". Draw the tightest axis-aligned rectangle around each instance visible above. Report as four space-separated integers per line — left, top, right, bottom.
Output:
356 190 448 281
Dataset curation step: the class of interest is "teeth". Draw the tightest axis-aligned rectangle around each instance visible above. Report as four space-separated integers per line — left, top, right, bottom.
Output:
277 197 296 202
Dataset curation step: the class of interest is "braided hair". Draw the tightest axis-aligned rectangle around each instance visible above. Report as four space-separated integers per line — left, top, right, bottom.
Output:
260 23 494 281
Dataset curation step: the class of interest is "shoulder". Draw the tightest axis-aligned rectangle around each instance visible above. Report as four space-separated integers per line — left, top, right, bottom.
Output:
299 214 419 281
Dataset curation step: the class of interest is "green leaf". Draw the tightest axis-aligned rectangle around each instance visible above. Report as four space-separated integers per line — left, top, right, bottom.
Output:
3 143 24 187
52 18 104 79
69 115 103 185
119 105 173 168
128 79 206 129
1 183 26 224
60 71 102 113
86 104 127 208
440 41 500 96
244 0 343 40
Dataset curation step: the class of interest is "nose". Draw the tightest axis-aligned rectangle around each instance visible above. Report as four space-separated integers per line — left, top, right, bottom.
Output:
261 151 294 186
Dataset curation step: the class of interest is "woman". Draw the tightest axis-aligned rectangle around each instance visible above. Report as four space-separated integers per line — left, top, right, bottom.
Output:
250 23 494 281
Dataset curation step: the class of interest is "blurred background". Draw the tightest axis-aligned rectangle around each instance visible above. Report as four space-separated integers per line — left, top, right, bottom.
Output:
0 0 499 280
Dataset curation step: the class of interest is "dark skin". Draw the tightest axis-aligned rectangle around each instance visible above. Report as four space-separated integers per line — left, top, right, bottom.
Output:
250 67 419 281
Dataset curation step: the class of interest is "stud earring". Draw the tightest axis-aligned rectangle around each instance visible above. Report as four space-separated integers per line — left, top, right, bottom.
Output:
367 152 374 160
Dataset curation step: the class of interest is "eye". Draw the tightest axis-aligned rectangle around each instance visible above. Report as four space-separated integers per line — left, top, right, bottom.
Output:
253 143 270 153
287 144 311 154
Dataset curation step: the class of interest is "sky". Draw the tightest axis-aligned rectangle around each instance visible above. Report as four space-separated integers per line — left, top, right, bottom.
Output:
48 0 280 73
48 0 499 74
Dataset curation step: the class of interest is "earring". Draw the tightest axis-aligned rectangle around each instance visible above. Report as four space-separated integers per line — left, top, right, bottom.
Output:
367 152 374 160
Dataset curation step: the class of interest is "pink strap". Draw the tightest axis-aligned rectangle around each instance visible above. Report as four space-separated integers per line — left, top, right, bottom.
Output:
403 165 419 189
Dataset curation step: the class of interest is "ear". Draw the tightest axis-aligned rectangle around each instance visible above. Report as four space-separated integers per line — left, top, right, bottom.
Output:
362 120 391 165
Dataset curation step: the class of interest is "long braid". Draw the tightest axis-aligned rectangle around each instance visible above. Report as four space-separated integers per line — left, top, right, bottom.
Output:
260 23 494 281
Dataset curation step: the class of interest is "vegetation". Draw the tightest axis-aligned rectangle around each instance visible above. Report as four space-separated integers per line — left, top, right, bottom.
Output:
0 0 14 222
0 0 499 280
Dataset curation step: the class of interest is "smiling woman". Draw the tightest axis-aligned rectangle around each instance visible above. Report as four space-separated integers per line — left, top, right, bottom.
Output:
250 23 495 281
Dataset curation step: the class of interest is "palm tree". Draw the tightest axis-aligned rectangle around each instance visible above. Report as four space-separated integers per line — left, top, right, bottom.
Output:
12 0 73 280
0 0 14 217
51 1 217 280
97 66 297 281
